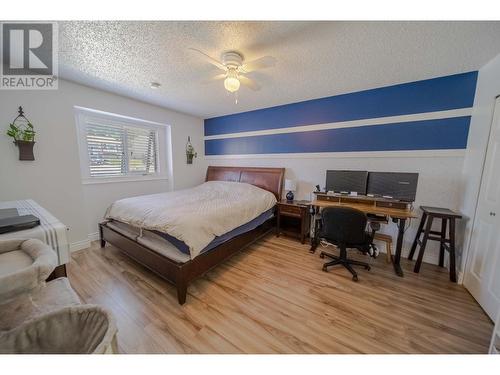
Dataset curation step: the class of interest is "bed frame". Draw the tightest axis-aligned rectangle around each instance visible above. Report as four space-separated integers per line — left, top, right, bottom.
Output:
99 166 285 305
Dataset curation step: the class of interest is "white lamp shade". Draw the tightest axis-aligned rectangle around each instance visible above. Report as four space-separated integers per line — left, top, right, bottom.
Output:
224 76 240 92
284 179 297 191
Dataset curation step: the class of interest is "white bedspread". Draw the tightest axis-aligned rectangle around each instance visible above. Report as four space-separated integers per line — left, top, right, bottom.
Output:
105 181 277 258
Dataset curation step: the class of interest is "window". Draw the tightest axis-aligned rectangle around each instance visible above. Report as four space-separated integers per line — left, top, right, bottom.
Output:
85 122 157 177
75 107 169 183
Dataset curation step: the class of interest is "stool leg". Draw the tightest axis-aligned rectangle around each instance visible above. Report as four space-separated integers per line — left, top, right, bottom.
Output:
449 218 457 282
414 216 433 273
409 212 427 260
439 218 447 267
386 241 392 263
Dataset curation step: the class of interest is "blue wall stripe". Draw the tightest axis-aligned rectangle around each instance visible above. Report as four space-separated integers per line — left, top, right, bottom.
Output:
205 117 471 155
204 71 478 136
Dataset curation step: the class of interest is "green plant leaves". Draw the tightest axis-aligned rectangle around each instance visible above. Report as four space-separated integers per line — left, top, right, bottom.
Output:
6 122 35 142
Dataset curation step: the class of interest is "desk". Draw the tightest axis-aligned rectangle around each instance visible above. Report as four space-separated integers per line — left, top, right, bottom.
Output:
309 199 417 277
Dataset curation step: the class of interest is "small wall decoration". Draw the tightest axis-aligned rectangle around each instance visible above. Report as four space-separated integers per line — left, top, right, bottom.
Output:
186 136 197 164
6 106 36 161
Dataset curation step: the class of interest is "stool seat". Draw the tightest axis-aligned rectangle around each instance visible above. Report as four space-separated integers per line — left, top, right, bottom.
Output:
408 206 461 282
420 206 462 219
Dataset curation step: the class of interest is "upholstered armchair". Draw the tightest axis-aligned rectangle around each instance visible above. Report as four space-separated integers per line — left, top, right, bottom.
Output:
0 239 118 353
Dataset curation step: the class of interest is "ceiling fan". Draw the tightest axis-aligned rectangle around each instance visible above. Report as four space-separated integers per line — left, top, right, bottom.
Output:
189 48 276 101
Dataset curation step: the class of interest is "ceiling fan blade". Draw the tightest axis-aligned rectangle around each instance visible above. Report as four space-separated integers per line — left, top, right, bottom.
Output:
239 75 261 91
189 48 226 71
201 73 227 84
241 56 276 73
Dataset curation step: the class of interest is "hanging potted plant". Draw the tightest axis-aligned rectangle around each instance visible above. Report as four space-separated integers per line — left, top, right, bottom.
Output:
186 136 197 164
6 107 36 161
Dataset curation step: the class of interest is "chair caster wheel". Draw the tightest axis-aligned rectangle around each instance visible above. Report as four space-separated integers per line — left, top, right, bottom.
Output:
322 266 327 272
352 275 359 282
365 265 371 271
319 253 325 259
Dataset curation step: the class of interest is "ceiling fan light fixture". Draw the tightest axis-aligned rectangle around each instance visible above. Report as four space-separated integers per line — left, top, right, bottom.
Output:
190 48 272 97
224 76 240 93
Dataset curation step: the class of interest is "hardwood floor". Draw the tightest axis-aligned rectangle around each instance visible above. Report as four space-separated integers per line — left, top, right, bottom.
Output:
68 234 493 354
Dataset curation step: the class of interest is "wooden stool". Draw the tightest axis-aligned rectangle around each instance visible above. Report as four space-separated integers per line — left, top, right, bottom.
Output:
374 233 393 263
408 206 462 282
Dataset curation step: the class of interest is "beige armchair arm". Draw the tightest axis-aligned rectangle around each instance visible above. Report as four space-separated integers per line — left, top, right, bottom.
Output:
0 239 56 302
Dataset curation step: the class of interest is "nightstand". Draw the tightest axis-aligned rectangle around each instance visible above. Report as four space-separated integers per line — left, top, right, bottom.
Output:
276 200 311 244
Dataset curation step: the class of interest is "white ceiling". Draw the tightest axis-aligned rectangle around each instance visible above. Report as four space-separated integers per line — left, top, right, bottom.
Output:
58 21 500 119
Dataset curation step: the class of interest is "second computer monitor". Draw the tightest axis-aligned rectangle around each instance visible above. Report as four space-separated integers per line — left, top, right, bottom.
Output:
367 172 418 202
326 170 368 194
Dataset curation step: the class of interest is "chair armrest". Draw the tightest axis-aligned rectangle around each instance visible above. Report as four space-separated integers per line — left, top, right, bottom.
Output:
21 239 57 282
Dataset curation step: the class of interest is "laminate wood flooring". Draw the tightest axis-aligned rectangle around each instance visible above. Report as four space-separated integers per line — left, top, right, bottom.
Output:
68 234 493 353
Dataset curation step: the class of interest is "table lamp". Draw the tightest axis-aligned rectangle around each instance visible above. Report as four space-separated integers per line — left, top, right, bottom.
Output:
284 179 297 201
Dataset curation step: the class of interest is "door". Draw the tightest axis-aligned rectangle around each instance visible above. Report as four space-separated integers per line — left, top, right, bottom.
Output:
464 96 500 320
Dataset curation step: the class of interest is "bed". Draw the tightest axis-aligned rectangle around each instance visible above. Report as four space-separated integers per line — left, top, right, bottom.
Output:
99 166 285 304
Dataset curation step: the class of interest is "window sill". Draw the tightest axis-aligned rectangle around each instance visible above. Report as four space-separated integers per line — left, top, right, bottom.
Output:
81 175 168 185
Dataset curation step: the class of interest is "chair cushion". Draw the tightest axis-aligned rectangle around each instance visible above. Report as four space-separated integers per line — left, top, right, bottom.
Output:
0 250 33 276
0 277 81 331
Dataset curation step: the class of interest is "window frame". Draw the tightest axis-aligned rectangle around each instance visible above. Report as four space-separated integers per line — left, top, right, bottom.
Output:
74 106 169 184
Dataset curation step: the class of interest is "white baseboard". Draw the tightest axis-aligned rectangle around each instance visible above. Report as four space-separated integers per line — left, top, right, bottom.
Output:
69 232 99 252
69 238 91 252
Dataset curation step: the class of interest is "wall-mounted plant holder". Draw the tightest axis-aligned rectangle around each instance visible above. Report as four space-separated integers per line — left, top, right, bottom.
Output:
6 107 36 161
14 140 36 160
186 136 197 164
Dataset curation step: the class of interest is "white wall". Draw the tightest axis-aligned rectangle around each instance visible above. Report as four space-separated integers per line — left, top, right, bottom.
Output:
0 79 206 249
459 52 500 276
207 152 465 264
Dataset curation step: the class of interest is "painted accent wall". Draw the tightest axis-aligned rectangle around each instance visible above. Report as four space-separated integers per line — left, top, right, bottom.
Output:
205 72 477 156
204 72 478 268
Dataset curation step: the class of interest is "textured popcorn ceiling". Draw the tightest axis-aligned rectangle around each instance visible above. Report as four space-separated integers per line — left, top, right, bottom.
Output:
58 21 500 118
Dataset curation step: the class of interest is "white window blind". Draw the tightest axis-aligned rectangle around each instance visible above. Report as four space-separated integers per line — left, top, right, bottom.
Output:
83 119 158 178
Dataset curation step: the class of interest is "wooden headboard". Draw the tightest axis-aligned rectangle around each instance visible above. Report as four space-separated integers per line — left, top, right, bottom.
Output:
205 166 285 201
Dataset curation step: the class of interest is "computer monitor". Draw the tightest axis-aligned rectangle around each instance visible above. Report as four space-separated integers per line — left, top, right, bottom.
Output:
325 170 368 194
367 172 419 202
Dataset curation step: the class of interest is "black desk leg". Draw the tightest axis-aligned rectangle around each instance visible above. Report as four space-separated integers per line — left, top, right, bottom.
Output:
310 207 319 253
393 218 406 277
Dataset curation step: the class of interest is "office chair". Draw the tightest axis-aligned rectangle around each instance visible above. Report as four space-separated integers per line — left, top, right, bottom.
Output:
319 207 377 281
